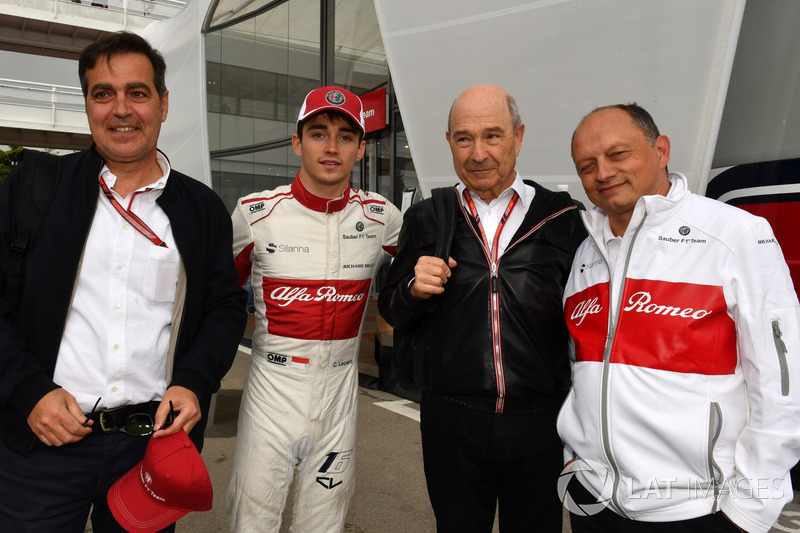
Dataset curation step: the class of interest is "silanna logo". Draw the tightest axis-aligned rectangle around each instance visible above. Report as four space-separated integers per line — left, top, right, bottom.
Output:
266 243 310 254
580 259 603 273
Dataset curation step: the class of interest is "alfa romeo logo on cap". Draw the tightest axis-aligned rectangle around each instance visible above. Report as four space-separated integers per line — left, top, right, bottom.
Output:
325 90 346 106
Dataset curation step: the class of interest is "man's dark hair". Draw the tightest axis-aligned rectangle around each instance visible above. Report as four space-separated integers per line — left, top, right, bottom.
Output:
611 103 661 145
577 103 661 146
78 31 167 99
296 110 365 143
572 103 667 172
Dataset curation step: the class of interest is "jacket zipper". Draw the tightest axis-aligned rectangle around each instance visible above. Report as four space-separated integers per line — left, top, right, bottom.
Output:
463 202 578 413
490 260 504 412
772 320 790 396
707 402 723 512
597 212 647 516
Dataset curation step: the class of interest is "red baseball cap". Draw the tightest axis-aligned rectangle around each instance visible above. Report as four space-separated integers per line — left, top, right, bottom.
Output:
107 430 212 533
297 86 365 133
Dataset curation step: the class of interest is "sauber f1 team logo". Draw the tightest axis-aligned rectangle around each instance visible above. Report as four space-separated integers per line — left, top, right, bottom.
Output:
316 450 352 490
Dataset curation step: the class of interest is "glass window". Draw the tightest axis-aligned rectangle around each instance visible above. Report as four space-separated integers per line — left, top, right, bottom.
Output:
205 1 321 153
206 0 407 210
212 144 299 214
334 0 388 92
394 114 418 206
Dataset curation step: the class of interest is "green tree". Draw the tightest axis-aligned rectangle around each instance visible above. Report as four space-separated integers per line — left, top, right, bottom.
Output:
0 145 24 186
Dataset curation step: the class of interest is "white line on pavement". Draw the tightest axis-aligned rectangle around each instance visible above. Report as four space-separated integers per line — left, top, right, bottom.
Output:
375 400 420 422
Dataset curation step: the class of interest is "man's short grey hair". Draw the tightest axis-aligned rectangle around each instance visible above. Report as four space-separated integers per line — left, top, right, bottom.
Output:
507 93 522 132
447 92 523 133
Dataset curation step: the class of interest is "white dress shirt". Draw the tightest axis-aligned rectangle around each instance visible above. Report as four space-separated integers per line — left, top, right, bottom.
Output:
53 152 179 412
456 171 535 257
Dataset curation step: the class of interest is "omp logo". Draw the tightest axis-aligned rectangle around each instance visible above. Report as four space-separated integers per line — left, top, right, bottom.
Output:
623 291 712 319
557 458 613 516
571 297 602 326
266 352 288 366
316 450 352 490
368 205 384 214
249 202 265 213
270 286 367 307
266 243 310 254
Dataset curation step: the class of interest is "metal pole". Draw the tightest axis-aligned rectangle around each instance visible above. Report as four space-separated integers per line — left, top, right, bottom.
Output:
51 86 57 126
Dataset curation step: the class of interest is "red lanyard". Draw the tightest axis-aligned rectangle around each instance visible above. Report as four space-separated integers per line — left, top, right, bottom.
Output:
98 176 168 248
461 188 519 263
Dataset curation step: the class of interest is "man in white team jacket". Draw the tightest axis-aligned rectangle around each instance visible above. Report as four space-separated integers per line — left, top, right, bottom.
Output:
558 103 800 533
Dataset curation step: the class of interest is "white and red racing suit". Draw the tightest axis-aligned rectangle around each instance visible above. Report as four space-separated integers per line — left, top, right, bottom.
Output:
557 173 800 532
226 175 400 532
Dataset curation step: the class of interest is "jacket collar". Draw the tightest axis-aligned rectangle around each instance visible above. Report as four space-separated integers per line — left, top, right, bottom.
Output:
290 172 351 213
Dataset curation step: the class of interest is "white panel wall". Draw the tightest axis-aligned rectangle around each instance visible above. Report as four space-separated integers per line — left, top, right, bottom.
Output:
374 0 745 205
143 0 215 186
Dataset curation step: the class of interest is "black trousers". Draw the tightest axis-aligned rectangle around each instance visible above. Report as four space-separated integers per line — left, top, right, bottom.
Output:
0 432 175 533
567 477 742 533
420 392 564 533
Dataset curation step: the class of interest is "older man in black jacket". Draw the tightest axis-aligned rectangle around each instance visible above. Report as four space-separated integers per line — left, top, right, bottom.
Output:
379 83 586 533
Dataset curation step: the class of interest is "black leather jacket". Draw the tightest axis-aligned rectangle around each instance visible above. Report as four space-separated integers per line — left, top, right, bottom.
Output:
378 181 586 414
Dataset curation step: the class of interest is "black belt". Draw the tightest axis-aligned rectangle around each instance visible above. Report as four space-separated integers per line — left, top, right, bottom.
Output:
86 401 160 435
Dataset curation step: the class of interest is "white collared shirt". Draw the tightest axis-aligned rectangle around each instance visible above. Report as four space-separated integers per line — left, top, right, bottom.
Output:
456 171 535 257
603 218 623 275
53 152 180 412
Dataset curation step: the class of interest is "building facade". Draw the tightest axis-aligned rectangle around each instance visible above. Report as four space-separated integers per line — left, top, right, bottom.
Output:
203 0 417 212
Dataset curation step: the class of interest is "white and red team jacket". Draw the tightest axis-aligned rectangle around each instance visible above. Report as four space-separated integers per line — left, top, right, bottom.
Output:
558 173 800 532
231 177 400 398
